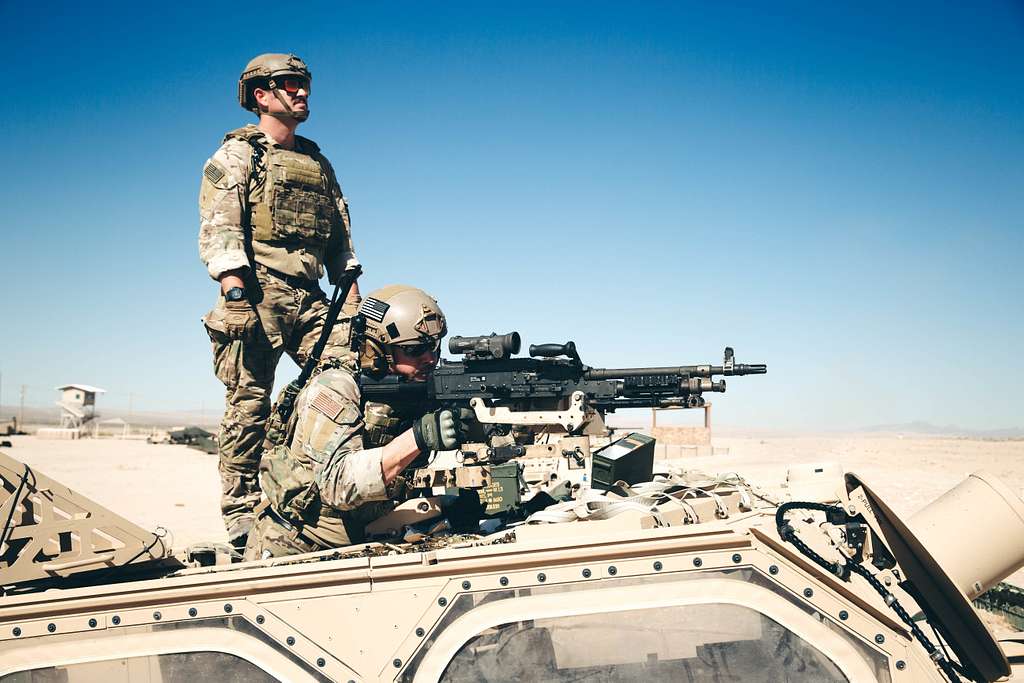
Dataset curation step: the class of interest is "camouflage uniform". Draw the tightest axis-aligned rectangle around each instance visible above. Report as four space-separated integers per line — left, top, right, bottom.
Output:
243 367 422 560
199 124 359 543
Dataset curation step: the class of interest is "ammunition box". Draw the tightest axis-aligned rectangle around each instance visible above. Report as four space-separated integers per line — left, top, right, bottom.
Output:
478 462 523 516
591 432 655 491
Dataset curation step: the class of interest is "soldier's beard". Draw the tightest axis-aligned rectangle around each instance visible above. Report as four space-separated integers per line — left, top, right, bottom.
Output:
269 89 309 122
269 109 309 122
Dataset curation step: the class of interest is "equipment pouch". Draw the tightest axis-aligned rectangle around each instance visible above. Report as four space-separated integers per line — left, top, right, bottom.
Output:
250 148 335 248
260 444 322 524
263 383 300 449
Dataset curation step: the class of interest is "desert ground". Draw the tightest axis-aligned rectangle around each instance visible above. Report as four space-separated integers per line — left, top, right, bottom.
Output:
2 431 1021 639
700 433 1024 593
4 432 1019 565
3 432 1021 577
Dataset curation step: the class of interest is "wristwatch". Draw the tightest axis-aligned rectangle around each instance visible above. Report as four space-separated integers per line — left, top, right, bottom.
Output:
224 286 246 302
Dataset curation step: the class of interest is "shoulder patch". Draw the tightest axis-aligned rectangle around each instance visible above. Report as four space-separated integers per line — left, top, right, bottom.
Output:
313 367 361 403
203 161 226 184
311 390 344 420
201 149 243 190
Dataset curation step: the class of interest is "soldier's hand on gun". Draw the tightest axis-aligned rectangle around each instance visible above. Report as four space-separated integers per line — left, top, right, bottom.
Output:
223 299 260 341
413 408 477 452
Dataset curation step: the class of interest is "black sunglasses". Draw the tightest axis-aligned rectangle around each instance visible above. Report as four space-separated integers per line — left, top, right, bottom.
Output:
268 76 310 95
394 339 442 358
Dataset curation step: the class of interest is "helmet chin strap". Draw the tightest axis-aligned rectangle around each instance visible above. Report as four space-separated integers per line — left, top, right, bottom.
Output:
269 88 309 122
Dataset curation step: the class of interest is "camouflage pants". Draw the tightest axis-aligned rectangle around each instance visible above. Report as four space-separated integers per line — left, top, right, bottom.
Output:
243 501 392 561
242 510 322 561
203 270 355 543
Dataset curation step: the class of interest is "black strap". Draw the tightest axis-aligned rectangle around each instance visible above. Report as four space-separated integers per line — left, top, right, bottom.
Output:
273 265 362 428
301 266 361 386
241 139 266 276
255 263 320 290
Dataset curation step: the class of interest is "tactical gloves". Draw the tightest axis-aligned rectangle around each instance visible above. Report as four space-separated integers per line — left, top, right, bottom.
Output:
223 299 260 340
412 408 476 452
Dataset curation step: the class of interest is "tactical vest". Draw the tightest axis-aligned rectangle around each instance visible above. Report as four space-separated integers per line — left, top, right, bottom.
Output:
224 126 337 250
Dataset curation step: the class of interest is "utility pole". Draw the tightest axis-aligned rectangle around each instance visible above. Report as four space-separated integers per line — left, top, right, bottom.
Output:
19 385 26 428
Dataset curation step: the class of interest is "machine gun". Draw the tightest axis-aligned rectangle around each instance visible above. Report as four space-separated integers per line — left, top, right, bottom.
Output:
361 331 765 437
359 333 765 535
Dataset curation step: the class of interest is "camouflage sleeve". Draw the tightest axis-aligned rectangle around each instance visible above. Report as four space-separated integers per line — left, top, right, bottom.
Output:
321 157 359 284
198 140 252 280
293 370 388 510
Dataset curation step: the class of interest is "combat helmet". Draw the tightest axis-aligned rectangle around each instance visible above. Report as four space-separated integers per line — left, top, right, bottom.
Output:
238 53 312 121
357 285 447 376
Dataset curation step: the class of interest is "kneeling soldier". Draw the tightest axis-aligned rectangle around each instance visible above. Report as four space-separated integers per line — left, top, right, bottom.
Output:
244 285 474 560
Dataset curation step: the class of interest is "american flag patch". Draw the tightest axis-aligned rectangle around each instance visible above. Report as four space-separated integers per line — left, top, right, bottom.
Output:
311 391 344 420
360 297 390 323
204 162 225 183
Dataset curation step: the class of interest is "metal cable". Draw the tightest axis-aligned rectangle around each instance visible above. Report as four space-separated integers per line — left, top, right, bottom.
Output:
776 502 962 683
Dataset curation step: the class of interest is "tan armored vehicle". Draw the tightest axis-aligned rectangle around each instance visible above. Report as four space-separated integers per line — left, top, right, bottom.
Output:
2 336 1022 682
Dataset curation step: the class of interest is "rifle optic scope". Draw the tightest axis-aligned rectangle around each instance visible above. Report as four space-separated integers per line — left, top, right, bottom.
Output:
449 332 521 359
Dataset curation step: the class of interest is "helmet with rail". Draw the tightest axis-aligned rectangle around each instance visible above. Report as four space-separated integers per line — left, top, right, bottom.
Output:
237 53 312 120
357 284 447 375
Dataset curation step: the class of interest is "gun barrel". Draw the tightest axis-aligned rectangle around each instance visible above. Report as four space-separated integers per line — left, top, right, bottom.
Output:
586 366 708 380
586 362 766 380
728 363 767 376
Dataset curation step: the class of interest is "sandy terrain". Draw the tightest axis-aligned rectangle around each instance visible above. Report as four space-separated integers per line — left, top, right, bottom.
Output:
3 433 1021 572
1 436 228 552
2 432 1021 639
694 434 1024 591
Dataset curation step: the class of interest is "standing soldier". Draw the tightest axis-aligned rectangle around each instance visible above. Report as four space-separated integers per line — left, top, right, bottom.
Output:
198 53 361 551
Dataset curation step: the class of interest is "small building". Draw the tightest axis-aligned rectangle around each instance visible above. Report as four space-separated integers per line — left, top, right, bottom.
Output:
55 384 106 430
648 403 730 458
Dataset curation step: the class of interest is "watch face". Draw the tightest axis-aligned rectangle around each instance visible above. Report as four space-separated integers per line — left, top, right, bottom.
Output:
226 287 246 301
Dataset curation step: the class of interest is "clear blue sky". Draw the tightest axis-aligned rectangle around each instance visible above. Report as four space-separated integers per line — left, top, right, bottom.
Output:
2 1 1022 430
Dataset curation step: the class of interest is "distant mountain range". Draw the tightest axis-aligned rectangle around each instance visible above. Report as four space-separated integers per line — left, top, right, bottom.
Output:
0 404 220 430
856 421 1024 438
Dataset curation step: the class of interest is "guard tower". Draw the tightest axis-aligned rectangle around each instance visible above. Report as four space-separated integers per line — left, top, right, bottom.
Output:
55 384 106 430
